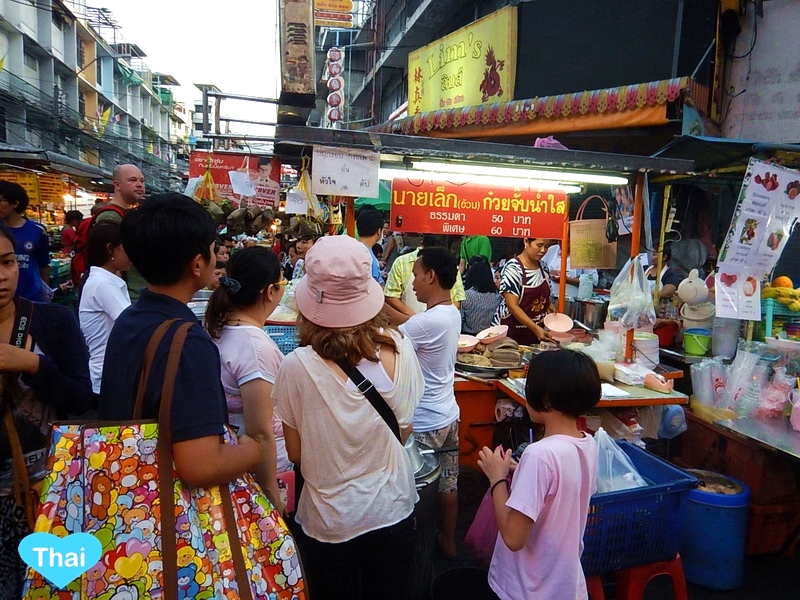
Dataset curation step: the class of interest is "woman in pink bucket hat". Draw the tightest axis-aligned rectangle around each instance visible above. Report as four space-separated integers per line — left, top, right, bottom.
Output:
273 235 424 600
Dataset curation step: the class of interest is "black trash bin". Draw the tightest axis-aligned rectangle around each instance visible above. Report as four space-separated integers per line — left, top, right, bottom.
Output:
431 567 494 600
406 437 442 600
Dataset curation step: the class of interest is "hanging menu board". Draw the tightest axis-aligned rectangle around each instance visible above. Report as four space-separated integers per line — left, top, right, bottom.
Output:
389 178 566 238
716 158 800 320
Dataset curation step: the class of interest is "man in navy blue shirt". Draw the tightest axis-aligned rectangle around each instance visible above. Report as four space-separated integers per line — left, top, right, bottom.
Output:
98 193 260 487
0 180 50 301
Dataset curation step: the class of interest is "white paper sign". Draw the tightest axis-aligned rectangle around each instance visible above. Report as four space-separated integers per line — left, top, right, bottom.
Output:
311 145 380 197
228 171 256 197
184 177 202 198
716 158 800 320
285 190 309 215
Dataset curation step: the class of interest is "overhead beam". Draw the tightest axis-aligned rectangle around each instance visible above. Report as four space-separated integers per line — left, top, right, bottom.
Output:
274 125 694 175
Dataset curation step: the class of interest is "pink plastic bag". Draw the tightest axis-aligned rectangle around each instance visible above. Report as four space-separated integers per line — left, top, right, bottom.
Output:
464 484 502 564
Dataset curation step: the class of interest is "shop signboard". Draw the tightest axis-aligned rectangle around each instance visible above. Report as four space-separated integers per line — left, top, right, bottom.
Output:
280 0 315 94
188 152 280 209
314 0 353 11
311 145 379 197
389 178 566 238
716 157 800 320
0 171 69 207
407 6 517 115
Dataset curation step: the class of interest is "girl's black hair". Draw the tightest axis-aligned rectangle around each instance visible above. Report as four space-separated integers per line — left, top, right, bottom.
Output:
525 350 601 419
205 246 281 339
464 256 497 293
86 222 123 269
0 225 17 250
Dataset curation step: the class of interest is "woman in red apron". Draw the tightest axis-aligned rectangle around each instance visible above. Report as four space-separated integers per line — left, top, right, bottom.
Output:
493 238 556 345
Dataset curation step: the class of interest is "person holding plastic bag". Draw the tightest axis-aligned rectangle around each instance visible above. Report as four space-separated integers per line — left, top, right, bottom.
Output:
477 349 601 600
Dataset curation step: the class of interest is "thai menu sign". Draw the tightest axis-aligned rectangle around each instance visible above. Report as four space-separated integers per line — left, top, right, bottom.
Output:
389 179 566 237
407 6 517 115
716 158 800 320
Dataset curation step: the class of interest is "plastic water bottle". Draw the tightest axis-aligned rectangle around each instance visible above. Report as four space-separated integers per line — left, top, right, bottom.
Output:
578 273 595 299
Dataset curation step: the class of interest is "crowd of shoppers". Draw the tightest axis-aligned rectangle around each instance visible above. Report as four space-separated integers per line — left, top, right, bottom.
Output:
0 180 606 599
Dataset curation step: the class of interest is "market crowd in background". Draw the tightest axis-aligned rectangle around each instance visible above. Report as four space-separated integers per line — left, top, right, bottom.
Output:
0 178 719 600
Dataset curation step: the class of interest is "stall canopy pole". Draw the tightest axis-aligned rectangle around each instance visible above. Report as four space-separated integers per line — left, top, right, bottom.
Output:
654 184 672 305
345 196 355 236
625 173 646 362
558 197 570 314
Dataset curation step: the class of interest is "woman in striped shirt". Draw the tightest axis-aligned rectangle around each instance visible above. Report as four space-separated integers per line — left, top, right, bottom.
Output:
461 256 502 335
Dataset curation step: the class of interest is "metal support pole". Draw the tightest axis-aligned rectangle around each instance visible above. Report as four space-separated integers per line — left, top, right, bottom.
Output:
625 173 645 362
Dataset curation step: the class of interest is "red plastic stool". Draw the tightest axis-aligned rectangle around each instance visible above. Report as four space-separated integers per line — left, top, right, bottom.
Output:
615 554 688 600
586 575 606 600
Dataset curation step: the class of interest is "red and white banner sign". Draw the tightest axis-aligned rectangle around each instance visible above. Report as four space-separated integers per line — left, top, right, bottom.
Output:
189 152 280 209
389 178 567 238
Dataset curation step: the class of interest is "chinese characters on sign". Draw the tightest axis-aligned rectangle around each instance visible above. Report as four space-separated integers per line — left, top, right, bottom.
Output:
716 158 800 320
389 178 566 238
407 6 517 115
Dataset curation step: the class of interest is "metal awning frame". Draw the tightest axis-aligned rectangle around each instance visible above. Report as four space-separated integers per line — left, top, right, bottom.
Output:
274 125 694 178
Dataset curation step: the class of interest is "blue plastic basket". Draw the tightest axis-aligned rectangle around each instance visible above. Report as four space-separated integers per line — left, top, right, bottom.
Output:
581 441 698 576
264 325 298 355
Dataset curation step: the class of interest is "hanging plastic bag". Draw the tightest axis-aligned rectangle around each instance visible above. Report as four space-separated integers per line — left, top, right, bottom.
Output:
608 256 656 330
594 427 648 492
297 157 325 220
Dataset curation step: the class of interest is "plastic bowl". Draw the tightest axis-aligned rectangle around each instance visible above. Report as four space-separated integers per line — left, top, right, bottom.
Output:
543 312 574 333
476 325 508 344
457 334 480 353
550 331 576 344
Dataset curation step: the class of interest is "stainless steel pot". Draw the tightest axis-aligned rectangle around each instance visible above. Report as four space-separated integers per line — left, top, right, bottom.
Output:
562 296 583 322
578 299 609 330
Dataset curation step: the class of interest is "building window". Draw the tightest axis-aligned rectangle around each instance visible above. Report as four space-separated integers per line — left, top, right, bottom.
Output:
97 61 102 86
23 53 37 71
78 91 86 118
77 41 85 70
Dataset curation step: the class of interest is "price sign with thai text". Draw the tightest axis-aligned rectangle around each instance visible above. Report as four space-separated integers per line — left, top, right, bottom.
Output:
388 178 566 238
312 146 379 197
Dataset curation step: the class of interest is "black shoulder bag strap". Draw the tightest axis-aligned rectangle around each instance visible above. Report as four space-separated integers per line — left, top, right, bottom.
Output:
3 297 36 529
336 359 401 444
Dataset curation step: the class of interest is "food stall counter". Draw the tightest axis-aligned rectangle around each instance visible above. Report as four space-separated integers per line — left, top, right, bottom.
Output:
715 416 800 462
496 378 689 409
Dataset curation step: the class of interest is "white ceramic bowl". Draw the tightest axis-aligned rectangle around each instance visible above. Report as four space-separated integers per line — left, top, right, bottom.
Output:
476 325 509 345
457 334 480 353
543 312 574 333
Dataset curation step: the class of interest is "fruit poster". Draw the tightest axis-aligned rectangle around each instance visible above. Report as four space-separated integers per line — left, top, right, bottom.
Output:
716 158 800 319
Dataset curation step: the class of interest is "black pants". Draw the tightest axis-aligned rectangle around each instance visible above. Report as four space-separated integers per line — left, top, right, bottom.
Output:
293 512 416 600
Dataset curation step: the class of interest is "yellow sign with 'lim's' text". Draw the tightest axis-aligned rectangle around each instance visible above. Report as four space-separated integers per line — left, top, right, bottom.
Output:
407 6 517 115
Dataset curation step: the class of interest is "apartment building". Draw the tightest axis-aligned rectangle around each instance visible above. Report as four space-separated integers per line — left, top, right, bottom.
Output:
0 0 186 202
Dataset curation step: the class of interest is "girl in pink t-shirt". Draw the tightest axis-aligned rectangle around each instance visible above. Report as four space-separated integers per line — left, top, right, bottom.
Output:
478 350 601 600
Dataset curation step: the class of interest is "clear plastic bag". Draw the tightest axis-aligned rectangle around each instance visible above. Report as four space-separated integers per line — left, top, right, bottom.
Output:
594 427 648 493
608 257 656 330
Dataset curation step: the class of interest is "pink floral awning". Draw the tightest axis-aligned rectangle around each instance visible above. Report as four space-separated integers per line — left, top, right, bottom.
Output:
371 77 692 137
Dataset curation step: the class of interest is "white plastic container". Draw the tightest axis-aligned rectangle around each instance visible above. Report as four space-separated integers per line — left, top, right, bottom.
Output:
633 332 660 369
712 317 740 359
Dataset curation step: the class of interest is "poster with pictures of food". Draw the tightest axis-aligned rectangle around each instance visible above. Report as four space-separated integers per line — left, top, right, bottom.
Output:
716 158 800 320
715 265 761 320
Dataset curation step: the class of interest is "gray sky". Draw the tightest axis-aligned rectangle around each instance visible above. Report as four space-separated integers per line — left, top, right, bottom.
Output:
92 0 280 131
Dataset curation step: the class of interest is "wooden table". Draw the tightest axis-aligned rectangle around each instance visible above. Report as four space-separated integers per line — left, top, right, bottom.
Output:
495 378 689 408
454 377 688 470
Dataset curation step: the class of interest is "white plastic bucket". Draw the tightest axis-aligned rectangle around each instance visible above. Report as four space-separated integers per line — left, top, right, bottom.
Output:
680 302 715 332
712 317 740 359
633 332 660 369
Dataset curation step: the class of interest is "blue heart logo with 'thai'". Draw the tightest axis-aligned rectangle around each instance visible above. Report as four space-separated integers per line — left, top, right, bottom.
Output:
18 532 102 589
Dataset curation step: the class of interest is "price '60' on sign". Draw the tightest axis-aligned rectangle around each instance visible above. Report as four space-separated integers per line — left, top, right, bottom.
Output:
389 178 567 237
